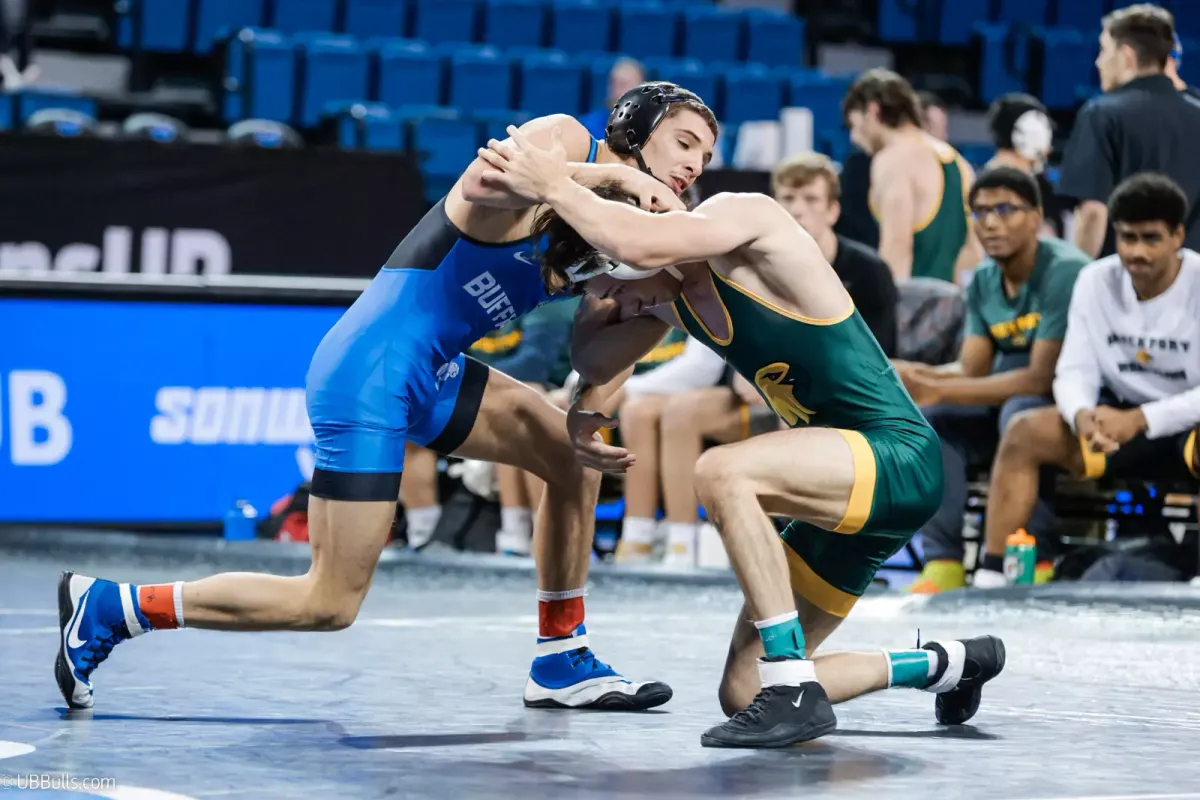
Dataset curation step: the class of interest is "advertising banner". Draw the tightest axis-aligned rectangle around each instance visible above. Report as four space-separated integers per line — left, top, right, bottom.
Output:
0 297 346 523
0 136 426 279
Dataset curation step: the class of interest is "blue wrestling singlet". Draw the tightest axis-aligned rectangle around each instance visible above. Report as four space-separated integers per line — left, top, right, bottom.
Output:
305 137 599 500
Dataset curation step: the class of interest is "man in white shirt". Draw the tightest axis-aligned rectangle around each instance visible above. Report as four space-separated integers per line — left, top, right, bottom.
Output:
976 173 1200 585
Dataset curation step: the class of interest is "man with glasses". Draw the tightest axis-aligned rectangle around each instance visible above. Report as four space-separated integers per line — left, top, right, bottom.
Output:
893 166 1090 593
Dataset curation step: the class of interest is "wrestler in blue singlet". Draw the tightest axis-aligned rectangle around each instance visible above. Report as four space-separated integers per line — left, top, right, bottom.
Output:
305 139 599 497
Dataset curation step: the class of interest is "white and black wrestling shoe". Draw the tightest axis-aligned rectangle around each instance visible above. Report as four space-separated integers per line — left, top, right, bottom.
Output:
524 624 673 710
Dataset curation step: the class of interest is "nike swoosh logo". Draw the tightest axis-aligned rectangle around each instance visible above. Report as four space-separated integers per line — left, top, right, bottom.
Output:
792 690 805 708
513 252 536 265
66 588 89 650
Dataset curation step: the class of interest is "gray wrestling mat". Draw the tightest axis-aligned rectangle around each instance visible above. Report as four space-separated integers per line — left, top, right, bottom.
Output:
3 529 1200 800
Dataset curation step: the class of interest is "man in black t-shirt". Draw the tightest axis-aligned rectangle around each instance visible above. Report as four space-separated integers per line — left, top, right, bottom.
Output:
771 152 898 355
1058 4 1200 258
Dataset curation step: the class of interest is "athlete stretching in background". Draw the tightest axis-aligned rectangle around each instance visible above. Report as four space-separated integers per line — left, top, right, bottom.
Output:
56 84 717 712
477 125 1005 748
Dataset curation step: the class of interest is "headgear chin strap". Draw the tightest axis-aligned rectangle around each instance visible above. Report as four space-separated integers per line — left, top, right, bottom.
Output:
606 83 690 178
564 259 683 284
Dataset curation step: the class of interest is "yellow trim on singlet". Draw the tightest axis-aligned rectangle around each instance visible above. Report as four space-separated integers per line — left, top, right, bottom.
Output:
784 548 859 618
1185 429 1198 478
831 429 877 534
679 267 734 345
1078 436 1108 480
470 329 522 353
710 267 854 326
868 136 962 233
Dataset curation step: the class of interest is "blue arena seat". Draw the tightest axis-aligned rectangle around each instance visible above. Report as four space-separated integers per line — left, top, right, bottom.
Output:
976 22 1029 103
1052 0 1105 29
939 0 989 45
298 35 369 127
720 64 783 125
475 108 532 143
615 3 677 60
413 0 480 45
376 39 444 108
446 45 514 112
1179 38 1200 87
336 103 405 151
117 0 189 52
483 0 548 50
408 110 482 201
578 53 619 109
518 50 585 116
1036 26 1094 110
270 0 338 35
196 0 266 53
343 0 409 39
745 9 803 67
786 71 853 139
551 1 614 55
15 89 99 126
223 28 295 122
0 93 11 130
995 0 1047 27
643 57 718 112
680 6 742 64
877 0 922 43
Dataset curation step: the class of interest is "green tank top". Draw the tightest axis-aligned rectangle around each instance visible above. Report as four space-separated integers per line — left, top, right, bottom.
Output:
910 143 969 283
671 268 922 432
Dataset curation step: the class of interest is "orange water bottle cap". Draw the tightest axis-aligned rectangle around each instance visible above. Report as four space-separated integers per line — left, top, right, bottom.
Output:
1006 528 1035 546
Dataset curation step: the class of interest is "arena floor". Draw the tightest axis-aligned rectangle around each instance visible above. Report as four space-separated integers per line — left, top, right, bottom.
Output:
3 553 1200 800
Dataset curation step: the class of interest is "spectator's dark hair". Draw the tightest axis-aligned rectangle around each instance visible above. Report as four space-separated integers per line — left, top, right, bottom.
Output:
969 166 1043 210
1108 172 1189 228
916 91 947 114
1103 3 1176 71
530 182 637 294
842 68 923 128
987 93 1049 149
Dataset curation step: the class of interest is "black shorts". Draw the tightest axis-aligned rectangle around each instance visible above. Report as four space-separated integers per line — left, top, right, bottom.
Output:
1079 428 1199 484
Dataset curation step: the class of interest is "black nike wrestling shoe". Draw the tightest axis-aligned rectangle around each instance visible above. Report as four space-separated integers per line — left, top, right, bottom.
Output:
922 635 1006 725
700 657 837 748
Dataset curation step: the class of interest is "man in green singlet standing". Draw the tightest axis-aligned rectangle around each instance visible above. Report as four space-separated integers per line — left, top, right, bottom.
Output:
475 125 1005 749
844 68 982 284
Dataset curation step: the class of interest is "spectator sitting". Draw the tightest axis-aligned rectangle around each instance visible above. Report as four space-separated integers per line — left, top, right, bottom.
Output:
771 152 898 353
468 296 581 556
579 58 646 141
894 166 1090 593
400 442 442 549
985 93 1063 237
976 173 1200 586
606 333 726 566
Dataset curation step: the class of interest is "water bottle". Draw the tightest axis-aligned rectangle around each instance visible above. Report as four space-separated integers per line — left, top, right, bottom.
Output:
1003 528 1036 586
223 499 259 541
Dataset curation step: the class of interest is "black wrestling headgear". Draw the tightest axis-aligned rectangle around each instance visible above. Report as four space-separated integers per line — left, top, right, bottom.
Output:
605 82 692 175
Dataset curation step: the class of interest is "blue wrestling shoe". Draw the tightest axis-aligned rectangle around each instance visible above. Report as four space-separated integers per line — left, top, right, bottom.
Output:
56 572 137 709
523 625 673 710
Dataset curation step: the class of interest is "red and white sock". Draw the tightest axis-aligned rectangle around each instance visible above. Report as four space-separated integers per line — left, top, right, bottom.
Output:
536 587 585 641
130 582 186 633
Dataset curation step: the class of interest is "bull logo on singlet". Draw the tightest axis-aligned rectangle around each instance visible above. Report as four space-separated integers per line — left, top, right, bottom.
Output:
753 362 815 426
436 360 460 387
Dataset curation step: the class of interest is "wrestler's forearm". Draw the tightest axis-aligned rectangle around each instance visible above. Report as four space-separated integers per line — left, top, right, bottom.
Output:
543 177 666 268
570 162 633 187
572 315 672 386
574 367 635 416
